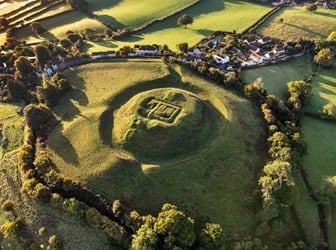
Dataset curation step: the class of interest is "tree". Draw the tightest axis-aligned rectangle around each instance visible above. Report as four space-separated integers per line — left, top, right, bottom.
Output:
177 14 193 28
287 80 312 99
23 104 54 132
321 103 336 119
30 22 45 35
66 0 89 12
132 204 196 249
326 31 336 42
306 3 318 11
34 45 51 65
199 223 224 249
176 42 188 53
0 16 9 29
319 176 336 204
314 48 334 68
14 56 35 79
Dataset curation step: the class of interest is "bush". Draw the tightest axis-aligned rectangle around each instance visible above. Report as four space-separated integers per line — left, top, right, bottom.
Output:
306 4 317 11
0 220 21 240
32 183 51 202
30 22 45 35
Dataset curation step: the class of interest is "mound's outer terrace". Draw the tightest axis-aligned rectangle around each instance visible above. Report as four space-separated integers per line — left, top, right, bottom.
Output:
112 88 221 161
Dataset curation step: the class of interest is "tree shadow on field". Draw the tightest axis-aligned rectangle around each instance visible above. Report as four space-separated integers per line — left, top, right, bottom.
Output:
284 22 323 38
193 28 214 37
314 11 336 19
47 123 80 166
87 0 122 12
98 15 125 29
85 157 146 208
53 71 89 122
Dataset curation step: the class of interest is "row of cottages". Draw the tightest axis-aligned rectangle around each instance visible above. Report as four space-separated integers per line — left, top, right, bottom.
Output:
92 51 116 60
135 45 158 56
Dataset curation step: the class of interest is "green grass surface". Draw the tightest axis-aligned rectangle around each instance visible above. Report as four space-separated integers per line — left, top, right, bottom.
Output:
0 102 23 158
84 0 271 52
301 116 336 190
305 61 336 113
0 0 35 17
242 55 313 99
87 0 199 30
47 60 265 232
258 6 336 41
292 172 320 246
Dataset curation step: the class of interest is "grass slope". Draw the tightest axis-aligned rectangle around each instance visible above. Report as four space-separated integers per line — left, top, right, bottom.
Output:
84 0 271 52
87 0 198 30
242 55 313 99
0 102 23 158
258 6 336 41
47 60 265 232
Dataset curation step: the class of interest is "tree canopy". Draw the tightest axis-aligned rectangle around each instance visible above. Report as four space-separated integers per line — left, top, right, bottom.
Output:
177 14 194 28
132 203 196 249
14 56 35 79
314 48 334 68
34 45 51 65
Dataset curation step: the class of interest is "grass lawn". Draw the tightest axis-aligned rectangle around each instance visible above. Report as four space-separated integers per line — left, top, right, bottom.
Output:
0 0 35 17
258 6 336 41
14 10 106 44
301 116 336 190
292 172 320 246
87 0 199 30
0 102 23 158
242 55 313 100
83 0 271 52
47 60 266 233
305 61 336 113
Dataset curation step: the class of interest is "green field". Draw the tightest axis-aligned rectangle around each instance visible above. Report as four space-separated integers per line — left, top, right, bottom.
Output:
258 6 336 41
84 0 271 51
0 102 23 158
87 0 199 30
305 61 336 113
46 60 266 232
242 55 313 100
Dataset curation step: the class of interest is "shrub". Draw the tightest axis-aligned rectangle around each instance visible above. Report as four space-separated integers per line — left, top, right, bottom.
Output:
47 235 62 250
306 3 317 11
0 220 21 239
32 183 51 202
321 103 336 119
314 48 334 68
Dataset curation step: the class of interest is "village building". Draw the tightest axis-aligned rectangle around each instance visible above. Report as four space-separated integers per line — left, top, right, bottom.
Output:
136 45 158 56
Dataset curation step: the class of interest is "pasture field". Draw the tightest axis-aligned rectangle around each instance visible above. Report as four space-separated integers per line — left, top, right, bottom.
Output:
305 61 336 113
242 55 313 99
0 102 23 158
84 0 271 52
257 6 336 41
87 0 199 30
46 60 266 232
14 10 106 44
0 0 36 17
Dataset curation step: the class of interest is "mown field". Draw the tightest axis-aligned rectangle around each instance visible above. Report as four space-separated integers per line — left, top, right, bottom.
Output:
258 6 336 41
0 102 23 158
46 60 266 233
242 55 313 100
84 0 271 51
87 0 199 30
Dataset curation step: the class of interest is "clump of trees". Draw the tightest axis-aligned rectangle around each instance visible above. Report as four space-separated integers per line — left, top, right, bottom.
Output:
34 45 51 66
314 48 334 68
36 72 70 107
177 14 193 28
0 16 9 30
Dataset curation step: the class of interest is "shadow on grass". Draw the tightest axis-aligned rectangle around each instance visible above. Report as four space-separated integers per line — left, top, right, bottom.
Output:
284 22 323 38
97 14 125 29
87 0 122 12
47 123 80 166
314 11 336 19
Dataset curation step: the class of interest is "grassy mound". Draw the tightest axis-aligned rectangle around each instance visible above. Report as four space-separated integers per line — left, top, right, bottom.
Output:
113 88 222 161
47 60 265 232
